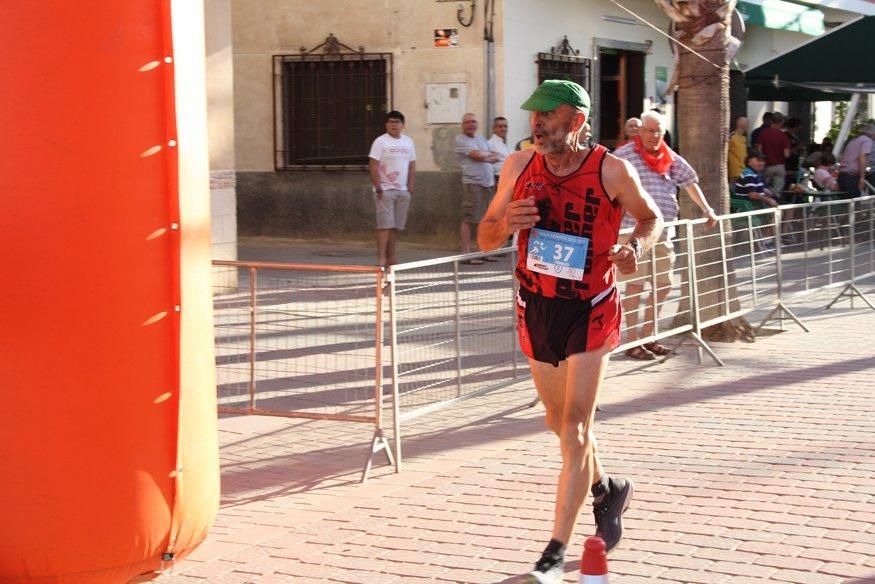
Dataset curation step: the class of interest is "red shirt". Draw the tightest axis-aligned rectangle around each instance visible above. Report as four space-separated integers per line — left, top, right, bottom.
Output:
514 145 623 300
756 127 790 167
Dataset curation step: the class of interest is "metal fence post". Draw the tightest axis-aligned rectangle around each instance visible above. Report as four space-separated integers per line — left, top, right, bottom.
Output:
828 204 835 285
362 269 396 482
453 261 463 397
802 207 810 291
774 208 787 330
388 269 402 471
510 260 518 379
849 200 856 309
649 244 658 337
686 221 723 366
748 215 758 306
775 208 784 304
718 218 731 317
248 266 257 410
374 270 384 436
824 198 875 311
755 207 810 334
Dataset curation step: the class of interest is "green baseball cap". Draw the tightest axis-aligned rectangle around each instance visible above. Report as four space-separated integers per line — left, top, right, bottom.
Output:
521 79 591 115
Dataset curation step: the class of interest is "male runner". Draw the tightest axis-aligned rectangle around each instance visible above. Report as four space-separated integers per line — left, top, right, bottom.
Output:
478 80 662 583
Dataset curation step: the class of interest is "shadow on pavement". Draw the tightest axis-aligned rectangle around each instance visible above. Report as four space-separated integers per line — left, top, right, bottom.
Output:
217 354 875 507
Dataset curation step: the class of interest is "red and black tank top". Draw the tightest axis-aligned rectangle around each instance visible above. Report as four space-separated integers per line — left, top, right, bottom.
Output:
514 144 623 300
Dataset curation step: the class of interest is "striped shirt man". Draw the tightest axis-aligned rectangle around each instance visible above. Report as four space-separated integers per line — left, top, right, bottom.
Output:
614 142 699 231
733 166 767 199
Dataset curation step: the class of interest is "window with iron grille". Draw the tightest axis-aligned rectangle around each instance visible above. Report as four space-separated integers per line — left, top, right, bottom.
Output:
274 34 392 170
537 35 592 94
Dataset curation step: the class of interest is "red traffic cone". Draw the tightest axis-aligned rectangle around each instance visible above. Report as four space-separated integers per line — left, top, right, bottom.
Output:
579 536 609 583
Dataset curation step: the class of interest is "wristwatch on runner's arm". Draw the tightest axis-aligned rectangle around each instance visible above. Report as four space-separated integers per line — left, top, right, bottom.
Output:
627 237 643 259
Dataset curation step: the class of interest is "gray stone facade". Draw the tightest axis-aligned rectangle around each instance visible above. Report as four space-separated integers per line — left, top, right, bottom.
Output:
237 170 467 247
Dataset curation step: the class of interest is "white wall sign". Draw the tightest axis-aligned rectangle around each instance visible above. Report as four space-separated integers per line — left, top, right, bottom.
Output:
425 82 466 124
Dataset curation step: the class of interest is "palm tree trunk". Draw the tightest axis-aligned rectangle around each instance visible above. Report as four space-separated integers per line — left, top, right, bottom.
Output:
656 1 753 341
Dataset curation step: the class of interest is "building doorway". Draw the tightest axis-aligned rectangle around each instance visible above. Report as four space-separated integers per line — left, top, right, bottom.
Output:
598 49 645 149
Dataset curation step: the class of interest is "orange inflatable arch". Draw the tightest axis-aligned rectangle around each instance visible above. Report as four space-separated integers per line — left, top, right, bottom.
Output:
0 2 219 582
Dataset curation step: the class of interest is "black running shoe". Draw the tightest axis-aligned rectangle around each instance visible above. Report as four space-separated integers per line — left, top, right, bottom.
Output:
524 552 564 584
593 476 634 552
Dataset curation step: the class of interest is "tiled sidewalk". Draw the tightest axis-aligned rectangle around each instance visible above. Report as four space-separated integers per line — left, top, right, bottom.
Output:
162 282 875 584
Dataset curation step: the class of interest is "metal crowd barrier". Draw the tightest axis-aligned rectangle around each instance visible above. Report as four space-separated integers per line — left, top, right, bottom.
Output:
385 251 519 468
212 195 875 479
211 260 393 481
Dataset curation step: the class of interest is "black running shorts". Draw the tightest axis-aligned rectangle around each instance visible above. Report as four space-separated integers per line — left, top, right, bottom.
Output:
516 286 621 366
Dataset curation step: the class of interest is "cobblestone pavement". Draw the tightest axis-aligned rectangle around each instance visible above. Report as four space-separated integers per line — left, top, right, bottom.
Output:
161 281 875 584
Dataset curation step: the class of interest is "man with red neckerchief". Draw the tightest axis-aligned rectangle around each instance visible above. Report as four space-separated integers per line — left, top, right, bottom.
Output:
613 110 718 361
479 80 663 583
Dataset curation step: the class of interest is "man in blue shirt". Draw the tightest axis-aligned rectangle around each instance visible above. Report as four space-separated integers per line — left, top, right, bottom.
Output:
454 113 500 262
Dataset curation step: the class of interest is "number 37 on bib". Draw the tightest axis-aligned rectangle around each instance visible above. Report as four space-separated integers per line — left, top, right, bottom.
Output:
526 228 589 281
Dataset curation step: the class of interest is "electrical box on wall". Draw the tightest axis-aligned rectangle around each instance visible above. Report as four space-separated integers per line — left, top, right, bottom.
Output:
425 82 466 124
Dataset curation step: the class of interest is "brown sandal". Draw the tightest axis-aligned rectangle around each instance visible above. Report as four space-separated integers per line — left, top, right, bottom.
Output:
643 342 671 356
625 346 656 360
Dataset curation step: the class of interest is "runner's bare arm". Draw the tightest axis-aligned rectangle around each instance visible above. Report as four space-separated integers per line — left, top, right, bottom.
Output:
478 149 538 251
602 155 663 274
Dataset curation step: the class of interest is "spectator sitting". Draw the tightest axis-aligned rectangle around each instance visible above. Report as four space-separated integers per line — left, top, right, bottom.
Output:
734 151 778 207
804 137 834 168
813 153 839 191
734 151 778 249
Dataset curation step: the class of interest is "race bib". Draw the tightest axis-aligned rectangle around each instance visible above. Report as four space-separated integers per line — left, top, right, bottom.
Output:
526 228 589 281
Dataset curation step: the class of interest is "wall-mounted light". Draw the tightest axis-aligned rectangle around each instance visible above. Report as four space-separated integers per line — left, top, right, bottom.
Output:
457 0 475 27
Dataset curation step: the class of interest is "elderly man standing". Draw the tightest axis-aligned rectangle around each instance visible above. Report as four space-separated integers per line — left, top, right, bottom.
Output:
455 113 499 263
614 110 718 360
478 80 663 583
838 123 875 197
616 117 642 149
488 116 511 185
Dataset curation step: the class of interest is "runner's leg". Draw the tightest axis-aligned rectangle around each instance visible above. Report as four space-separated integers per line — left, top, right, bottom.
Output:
529 347 610 545
530 359 605 485
550 344 611 545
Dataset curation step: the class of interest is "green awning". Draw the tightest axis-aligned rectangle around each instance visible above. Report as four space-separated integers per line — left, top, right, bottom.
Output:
738 0 825 35
745 79 853 102
744 16 875 101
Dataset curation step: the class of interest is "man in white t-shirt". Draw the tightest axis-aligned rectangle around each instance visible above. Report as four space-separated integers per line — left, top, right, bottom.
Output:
369 111 416 267
488 116 511 184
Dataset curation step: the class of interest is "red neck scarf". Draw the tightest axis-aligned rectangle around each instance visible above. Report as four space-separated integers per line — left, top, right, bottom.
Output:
633 135 675 175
